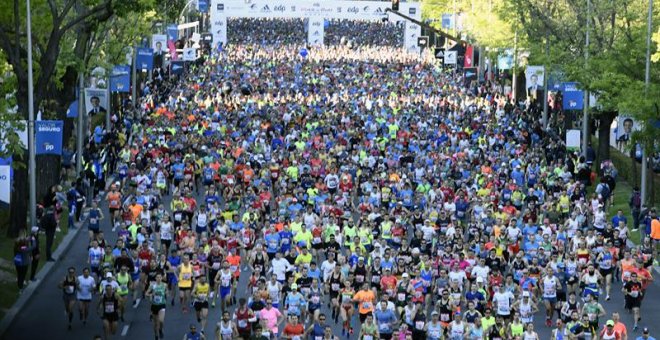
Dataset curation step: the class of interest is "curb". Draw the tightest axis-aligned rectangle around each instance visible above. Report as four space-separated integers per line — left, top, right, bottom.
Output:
0 216 86 337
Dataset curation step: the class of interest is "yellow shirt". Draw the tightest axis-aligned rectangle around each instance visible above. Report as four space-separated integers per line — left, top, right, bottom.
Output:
295 253 313 266
179 264 193 288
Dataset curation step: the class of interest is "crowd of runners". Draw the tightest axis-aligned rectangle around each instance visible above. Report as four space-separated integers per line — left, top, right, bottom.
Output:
50 17 660 340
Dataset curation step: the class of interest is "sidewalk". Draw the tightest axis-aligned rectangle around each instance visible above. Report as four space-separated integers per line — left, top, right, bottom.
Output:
0 211 87 336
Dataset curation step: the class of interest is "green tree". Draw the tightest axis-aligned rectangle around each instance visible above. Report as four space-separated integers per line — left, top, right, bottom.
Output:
0 0 158 236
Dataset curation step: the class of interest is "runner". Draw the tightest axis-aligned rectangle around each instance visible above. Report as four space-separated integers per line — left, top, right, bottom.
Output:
97 284 120 338
59 267 78 330
215 311 238 340
145 272 167 340
76 267 95 325
192 275 211 332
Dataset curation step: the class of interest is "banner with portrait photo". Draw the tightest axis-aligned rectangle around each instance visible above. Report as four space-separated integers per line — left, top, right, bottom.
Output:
615 115 639 146
525 65 545 94
152 34 167 69
35 120 64 155
84 88 109 117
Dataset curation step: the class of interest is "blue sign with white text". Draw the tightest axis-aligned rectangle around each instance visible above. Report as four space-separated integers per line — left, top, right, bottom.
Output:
167 24 178 41
170 61 185 75
110 65 131 93
562 82 584 110
442 14 453 29
35 120 63 155
136 47 154 71
198 0 208 12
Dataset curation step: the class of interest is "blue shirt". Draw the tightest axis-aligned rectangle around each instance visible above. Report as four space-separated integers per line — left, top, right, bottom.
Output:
374 309 397 334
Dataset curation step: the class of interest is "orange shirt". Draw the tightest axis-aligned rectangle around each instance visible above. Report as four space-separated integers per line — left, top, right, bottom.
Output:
283 323 304 337
107 192 121 209
129 204 143 222
353 290 376 314
227 255 241 278
650 218 660 240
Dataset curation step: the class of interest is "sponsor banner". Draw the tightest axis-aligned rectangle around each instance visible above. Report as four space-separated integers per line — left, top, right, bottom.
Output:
308 17 324 46
136 47 154 71
0 165 9 207
110 65 131 93
35 120 63 155
211 15 227 50
211 0 418 20
562 82 584 110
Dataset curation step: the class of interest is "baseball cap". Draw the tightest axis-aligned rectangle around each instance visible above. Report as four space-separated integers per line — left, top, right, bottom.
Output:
522 291 530 297
402 273 409 278
106 272 113 278
606 320 614 327
476 277 484 283
31 226 39 233
643 328 649 334
291 283 298 290
431 311 439 316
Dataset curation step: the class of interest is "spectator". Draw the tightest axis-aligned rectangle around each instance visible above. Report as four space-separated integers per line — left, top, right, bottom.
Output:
13 229 33 292
629 187 641 230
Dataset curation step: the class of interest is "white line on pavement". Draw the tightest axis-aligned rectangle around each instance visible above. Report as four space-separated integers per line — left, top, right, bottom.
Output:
121 325 130 337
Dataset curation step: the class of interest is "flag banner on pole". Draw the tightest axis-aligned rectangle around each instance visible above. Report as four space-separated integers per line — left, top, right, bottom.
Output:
168 40 178 61
562 82 584 110
0 165 9 208
170 61 185 75
198 0 208 12
136 47 154 71
166 24 178 41
35 120 63 155
110 65 131 93
66 100 78 118
464 45 474 68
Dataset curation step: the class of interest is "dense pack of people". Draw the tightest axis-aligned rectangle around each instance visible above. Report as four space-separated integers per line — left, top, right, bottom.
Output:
227 18 307 45
325 19 404 47
45 17 660 340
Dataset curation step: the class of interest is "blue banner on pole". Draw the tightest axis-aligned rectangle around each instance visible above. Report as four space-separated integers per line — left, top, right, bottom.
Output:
198 0 208 12
110 65 131 93
562 82 584 110
170 61 185 75
299 48 308 58
167 24 178 41
66 100 78 118
441 14 453 29
136 47 154 71
35 120 63 155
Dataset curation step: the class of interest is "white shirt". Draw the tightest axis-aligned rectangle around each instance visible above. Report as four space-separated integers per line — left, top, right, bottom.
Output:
270 258 292 281
77 275 96 300
493 291 514 315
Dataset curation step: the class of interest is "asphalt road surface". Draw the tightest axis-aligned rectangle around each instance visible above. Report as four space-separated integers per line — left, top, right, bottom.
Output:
5 195 660 340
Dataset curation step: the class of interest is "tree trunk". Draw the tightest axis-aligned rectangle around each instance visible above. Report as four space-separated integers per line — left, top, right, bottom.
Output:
7 150 28 238
596 111 616 164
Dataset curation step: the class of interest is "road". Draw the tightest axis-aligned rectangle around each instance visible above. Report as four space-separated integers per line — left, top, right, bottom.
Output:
4 195 660 340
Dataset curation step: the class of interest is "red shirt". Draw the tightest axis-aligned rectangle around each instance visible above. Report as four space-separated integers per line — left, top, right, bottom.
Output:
283 323 304 336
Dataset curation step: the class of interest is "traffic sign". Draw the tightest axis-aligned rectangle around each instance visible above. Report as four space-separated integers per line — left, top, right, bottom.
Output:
417 36 429 47
434 47 445 62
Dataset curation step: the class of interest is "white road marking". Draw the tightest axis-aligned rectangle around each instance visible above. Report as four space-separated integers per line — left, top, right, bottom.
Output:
121 325 130 336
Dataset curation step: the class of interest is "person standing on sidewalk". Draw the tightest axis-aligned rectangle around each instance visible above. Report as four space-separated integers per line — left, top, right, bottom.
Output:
629 187 642 231
28 226 40 281
13 229 33 293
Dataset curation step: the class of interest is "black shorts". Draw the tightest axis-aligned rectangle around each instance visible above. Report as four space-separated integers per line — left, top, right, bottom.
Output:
109 207 119 215
151 304 166 315
194 301 209 311
359 312 372 323
103 312 119 322
179 287 192 292
557 291 567 302
625 296 642 309
599 268 614 277
161 239 172 249
380 333 393 340
312 242 324 250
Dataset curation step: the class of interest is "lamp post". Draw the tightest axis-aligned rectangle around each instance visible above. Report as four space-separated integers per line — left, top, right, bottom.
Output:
26 0 37 227
641 0 654 213
582 0 590 158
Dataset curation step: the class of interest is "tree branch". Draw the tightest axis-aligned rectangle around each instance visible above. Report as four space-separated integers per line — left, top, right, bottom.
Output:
61 0 113 33
47 0 58 19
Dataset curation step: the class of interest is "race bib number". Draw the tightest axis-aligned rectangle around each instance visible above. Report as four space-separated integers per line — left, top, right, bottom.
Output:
104 302 115 313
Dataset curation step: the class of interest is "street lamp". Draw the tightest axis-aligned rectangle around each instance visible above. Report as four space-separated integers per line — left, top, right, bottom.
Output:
26 0 37 227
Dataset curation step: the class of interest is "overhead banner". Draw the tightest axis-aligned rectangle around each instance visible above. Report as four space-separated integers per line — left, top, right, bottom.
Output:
562 82 584 110
110 65 131 93
308 17 324 46
84 88 109 116
0 165 9 208
464 45 474 68
35 120 63 155
136 47 154 71
211 1 420 50
444 51 457 65
170 61 185 75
